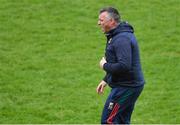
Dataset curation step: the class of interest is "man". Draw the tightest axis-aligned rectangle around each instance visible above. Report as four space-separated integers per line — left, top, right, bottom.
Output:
96 7 145 124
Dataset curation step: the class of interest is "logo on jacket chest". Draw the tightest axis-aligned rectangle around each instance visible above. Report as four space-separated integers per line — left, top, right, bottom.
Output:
108 38 112 44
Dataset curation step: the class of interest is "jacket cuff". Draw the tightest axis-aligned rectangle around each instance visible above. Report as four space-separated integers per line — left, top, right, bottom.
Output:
103 63 109 71
103 76 108 83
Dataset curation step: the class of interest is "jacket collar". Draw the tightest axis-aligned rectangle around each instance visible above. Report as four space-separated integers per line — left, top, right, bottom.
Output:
105 21 134 40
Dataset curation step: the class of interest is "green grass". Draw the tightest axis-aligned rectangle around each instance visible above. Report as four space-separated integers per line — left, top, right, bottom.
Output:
0 0 179 123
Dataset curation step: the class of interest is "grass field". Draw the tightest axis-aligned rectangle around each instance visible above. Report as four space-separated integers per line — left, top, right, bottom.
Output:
0 0 179 123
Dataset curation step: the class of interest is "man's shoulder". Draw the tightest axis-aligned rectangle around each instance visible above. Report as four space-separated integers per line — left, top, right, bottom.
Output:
112 32 132 44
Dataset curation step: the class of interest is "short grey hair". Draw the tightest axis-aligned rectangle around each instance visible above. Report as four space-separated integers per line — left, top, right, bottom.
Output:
99 7 121 23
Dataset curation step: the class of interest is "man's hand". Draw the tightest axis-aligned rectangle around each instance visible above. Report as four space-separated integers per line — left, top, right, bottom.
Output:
96 80 107 94
99 57 107 69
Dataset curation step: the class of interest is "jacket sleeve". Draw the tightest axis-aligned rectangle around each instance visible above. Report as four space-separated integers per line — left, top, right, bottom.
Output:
103 74 108 83
103 36 132 74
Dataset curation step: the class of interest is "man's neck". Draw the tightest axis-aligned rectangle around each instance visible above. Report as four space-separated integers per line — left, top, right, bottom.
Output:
106 23 120 33
111 23 120 30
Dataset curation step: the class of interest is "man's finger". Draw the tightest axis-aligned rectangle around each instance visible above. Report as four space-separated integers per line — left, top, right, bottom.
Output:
96 84 101 93
100 85 104 93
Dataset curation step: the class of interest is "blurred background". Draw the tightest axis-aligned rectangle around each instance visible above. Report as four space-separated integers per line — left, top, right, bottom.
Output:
0 0 179 123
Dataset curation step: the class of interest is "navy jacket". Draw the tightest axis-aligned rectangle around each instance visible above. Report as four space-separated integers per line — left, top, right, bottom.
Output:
103 22 145 88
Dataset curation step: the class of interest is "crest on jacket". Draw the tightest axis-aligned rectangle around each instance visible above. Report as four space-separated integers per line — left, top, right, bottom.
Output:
108 38 112 44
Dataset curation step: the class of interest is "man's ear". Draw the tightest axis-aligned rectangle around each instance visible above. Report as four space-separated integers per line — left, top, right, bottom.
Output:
110 19 116 25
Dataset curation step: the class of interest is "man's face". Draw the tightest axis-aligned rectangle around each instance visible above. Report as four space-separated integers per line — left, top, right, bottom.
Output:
98 12 112 33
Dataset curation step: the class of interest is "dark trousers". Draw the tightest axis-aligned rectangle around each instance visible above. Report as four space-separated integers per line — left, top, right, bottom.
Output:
101 85 144 124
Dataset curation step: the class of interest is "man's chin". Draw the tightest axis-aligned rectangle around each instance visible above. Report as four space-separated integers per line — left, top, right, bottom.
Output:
100 27 107 33
101 28 105 33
